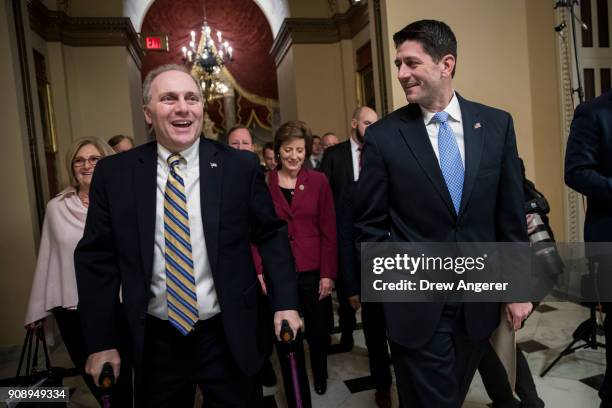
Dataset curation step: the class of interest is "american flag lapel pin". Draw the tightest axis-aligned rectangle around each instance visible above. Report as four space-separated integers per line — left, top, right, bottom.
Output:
474 122 482 129
210 162 218 168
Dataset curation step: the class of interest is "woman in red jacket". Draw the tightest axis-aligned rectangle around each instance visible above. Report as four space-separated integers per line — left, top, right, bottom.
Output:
257 120 337 403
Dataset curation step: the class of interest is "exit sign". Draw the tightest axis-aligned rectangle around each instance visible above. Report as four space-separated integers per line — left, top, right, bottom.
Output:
140 33 169 52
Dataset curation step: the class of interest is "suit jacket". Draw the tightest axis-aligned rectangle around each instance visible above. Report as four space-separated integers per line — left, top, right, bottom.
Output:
75 138 299 377
355 94 527 348
320 140 354 205
565 90 612 242
256 168 337 279
336 182 360 298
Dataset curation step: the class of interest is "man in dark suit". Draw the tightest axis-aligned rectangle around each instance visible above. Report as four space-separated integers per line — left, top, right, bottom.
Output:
320 106 378 350
355 20 532 407
565 89 612 408
305 135 323 169
75 64 301 407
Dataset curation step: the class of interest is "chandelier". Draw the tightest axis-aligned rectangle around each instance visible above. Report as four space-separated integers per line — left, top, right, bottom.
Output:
181 5 233 102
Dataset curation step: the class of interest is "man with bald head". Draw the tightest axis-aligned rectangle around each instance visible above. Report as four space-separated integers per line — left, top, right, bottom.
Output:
320 106 378 344
227 125 254 151
320 106 389 406
75 64 301 407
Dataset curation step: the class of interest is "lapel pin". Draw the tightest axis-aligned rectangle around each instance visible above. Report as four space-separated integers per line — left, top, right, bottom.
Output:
299 184 304 191
210 162 218 168
473 122 482 129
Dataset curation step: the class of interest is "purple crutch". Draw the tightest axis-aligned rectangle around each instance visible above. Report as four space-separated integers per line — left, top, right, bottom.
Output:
280 319 303 408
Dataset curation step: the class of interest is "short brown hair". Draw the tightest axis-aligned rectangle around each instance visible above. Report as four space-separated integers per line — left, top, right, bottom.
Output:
142 64 200 105
66 137 114 187
393 20 457 77
274 120 313 166
107 134 134 148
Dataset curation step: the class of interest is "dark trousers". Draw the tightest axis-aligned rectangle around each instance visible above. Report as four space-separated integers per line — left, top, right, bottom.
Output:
335 277 357 339
479 343 544 408
601 309 612 407
53 308 133 407
361 302 392 392
390 304 487 408
296 270 328 383
140 314 261 408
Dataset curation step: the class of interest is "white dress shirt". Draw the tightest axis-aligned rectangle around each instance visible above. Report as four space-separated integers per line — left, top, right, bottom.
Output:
350 137 361 181
420 92 465 166
148 139 220 320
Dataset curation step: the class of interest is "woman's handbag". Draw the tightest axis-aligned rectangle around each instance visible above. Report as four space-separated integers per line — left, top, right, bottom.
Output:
10 327 66 407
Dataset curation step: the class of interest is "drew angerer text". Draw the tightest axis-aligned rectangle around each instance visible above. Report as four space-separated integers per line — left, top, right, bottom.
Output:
372 279 509 293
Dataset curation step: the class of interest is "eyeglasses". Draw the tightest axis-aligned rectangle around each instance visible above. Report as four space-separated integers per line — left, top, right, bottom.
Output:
72 156 102 167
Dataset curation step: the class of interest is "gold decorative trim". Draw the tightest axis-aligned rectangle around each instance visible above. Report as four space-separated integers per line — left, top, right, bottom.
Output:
270 2 369 66
28 0 143 69
222 67 279 108
372 0 388 115
44 83 58 153
557 7 583 242
245 108 272 131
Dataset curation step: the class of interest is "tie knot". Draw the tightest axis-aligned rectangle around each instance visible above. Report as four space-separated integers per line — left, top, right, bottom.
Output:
432 111 449 124
167 153 183 172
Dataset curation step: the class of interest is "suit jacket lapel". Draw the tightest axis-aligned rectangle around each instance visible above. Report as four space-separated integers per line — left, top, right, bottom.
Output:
199 138 222 276
457 95 484 217
135 142 157 288
398 104 455 216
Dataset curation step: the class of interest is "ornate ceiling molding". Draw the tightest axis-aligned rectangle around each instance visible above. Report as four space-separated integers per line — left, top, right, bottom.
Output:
28 0 143 68
270 2 368 66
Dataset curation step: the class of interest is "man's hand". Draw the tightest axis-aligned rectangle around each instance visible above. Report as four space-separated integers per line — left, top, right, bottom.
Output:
505 302 533 331
318 278 334 300
257 274 267 295
85 349 121 387
274 310 303 341
348 295 361 311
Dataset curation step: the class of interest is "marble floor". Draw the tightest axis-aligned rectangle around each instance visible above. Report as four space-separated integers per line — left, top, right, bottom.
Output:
0 300 606 407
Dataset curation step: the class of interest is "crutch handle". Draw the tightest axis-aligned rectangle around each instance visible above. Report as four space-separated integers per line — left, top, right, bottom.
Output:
98 362 115 391
280 319 294 343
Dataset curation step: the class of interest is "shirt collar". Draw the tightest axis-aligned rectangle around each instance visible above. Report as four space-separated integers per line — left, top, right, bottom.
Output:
157 138 200 170
421 91 462 125
349 136 361 152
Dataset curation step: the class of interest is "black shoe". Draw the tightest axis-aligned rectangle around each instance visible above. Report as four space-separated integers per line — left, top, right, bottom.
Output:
314 380 327 395
260 359 277 387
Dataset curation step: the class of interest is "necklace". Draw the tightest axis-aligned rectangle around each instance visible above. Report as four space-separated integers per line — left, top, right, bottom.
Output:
78 193 89 208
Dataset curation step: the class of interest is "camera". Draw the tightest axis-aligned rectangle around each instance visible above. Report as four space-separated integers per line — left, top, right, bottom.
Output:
525 196 564 279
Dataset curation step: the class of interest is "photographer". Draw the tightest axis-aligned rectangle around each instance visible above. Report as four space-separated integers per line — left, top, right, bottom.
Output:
478 159 549 408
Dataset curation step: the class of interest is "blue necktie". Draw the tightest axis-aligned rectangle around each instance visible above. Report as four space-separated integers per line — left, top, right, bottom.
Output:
432 111 464 214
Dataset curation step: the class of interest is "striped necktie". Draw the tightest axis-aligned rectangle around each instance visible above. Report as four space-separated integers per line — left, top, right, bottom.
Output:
164 153 198 335
432 111 464 215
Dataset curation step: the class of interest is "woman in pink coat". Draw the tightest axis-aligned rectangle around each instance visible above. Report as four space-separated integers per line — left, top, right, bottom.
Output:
24 137 132 406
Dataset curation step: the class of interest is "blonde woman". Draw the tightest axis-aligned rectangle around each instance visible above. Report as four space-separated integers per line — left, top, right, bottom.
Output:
25 137 132 406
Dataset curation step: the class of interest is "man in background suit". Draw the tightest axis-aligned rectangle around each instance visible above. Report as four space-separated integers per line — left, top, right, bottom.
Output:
306 135 323 169
355 20 532 407
565 89 612 408
321 132 340 151
335 151 394 407
320 106 378 350
75 64 301 407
